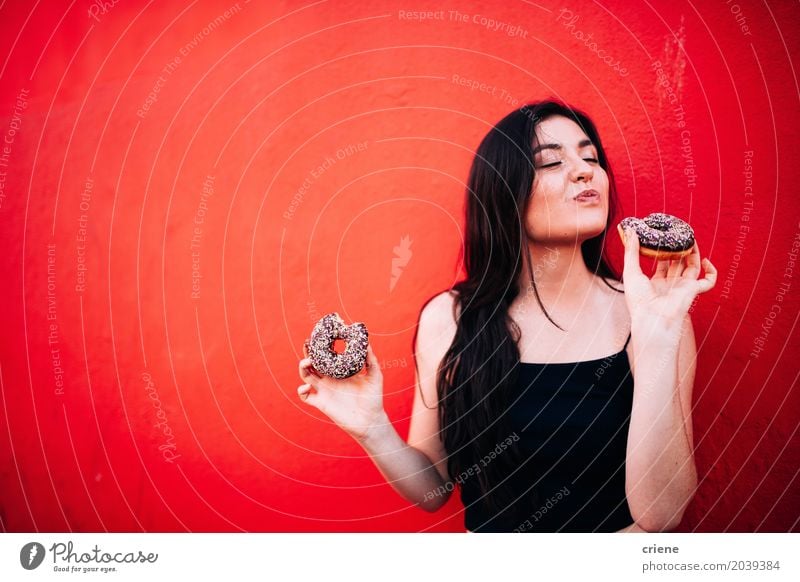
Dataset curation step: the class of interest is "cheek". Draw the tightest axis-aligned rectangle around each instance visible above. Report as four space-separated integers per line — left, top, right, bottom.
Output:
596 167 610 190
526 184 566 231
530 176 561 206
530 175 572 211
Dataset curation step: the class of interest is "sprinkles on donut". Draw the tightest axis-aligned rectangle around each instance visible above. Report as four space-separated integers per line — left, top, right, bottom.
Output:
305 312 369 379
617 212 695 260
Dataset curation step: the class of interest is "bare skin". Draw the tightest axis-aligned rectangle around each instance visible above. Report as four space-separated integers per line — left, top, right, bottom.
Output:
297 115 717 532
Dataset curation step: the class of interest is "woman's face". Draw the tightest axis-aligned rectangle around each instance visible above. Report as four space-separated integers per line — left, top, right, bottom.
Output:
525 115 609 244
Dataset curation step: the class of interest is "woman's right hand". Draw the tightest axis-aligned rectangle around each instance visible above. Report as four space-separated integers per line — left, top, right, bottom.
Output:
297 343 387 443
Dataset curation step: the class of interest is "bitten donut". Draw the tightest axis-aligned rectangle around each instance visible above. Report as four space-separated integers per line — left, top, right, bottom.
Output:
305 313 369 379
617 212 695 260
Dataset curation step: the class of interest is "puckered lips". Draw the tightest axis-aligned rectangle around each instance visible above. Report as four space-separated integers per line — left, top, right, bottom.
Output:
573 188 600 201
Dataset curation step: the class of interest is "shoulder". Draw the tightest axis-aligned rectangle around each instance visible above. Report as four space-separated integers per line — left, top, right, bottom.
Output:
418 290 460 330
416 290 459 359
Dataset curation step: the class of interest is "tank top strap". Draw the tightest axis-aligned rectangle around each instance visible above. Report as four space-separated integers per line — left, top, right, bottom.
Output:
622 330 632 351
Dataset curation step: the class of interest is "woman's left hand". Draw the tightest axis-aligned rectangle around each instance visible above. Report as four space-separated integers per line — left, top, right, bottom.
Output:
622 226 718 334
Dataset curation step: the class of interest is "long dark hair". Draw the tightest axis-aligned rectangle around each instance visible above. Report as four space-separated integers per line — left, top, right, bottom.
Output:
419 100 624 516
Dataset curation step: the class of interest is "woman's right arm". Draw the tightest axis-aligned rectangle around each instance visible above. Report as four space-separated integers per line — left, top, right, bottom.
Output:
297 291 458 513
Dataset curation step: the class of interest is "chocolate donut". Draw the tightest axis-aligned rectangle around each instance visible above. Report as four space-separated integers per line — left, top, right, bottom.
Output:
305 313 369 379
618 212 695 260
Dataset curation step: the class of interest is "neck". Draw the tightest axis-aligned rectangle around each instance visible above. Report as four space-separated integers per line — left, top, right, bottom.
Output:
519 240 597 303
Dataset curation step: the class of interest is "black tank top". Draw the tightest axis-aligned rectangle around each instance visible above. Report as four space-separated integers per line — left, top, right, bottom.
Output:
461 332 634 532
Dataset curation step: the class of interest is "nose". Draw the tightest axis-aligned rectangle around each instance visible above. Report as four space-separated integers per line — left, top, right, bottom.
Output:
569 156 594 182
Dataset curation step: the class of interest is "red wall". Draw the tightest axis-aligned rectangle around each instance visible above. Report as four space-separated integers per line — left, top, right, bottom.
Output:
0 0 797 532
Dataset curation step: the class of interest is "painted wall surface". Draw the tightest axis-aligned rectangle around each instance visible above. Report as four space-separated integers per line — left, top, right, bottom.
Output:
0 0 797 532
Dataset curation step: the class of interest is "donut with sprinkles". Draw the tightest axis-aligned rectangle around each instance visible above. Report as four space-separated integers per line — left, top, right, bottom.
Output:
305 313 369 379
618 213 695 260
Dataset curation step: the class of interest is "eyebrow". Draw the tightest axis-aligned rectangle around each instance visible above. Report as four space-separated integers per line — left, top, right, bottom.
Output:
532 139 594 155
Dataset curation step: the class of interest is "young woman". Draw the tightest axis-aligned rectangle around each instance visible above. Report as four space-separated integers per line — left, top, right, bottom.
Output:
297 101 717 532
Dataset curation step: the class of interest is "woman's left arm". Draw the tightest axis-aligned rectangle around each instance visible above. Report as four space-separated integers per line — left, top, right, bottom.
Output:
620 227 717 532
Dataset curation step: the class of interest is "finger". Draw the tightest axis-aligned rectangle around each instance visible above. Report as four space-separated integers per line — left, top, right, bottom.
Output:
297 383 312 401
667 259 684 278
297 384 324 409
299 357 319 382
622 227 644 278
695 258 718 294
654 260 670 278
682 242 701 280
303 340 310 358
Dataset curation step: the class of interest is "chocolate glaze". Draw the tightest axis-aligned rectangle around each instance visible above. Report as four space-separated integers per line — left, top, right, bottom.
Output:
306 313 369 379
619 212 695 251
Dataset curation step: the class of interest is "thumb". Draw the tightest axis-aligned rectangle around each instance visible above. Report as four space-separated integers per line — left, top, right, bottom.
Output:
621 225 643 278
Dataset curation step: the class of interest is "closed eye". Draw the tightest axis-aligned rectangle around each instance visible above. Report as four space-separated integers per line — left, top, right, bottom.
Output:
536 157 598 169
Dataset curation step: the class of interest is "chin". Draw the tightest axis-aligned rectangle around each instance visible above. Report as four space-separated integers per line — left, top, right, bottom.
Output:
528 216 609 243
578 223 607 241
533 230 605 245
